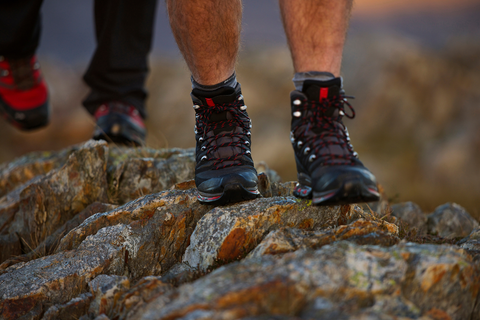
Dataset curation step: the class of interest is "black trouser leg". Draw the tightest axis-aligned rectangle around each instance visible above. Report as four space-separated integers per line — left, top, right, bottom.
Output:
82 0 158 119
0 0 43 58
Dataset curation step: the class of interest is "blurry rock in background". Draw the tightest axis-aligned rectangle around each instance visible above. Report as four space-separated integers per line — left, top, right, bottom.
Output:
0 0 478 218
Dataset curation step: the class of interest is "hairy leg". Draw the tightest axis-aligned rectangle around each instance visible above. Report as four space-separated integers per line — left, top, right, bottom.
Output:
279 0 353 76
166 0 242 85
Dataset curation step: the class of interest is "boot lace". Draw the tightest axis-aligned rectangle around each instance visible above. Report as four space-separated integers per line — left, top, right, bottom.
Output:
195 100 252 170
292 93 358 166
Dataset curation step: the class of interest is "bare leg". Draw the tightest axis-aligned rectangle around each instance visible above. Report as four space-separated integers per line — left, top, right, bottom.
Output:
279 0 353 76
166 0 242 85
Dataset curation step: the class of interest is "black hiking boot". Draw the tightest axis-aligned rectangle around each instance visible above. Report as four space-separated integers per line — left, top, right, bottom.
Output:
0 55 49 130
290 78 380 205
192 84 259 205
93 102 146 146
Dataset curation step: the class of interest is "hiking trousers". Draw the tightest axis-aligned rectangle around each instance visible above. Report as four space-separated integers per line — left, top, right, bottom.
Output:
0 0 158 118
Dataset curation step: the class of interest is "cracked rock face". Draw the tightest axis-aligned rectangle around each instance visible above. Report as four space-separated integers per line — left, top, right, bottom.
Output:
128 242 479 320
0 143 479 320
108 148 196 204
0 140 109 263
182 199 360 271
248 218 399 258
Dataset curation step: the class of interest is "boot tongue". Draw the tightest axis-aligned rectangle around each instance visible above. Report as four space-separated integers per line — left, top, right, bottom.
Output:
302 78 342 118
301 78 348 162
192 86 237 105
192 86 237 124
302 78 342 102
193 85 245 166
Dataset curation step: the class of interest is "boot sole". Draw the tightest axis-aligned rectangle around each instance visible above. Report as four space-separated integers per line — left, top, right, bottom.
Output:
197 183 260 206
0 100 49 131
312 178 380 206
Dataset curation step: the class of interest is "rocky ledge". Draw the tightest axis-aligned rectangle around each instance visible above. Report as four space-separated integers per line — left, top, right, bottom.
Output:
0 140 479 320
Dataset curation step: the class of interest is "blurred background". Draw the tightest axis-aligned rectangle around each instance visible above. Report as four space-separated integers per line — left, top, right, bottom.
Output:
1 0 479 217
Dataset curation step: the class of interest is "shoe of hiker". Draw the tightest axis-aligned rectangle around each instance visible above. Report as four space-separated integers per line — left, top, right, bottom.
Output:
0 55 49 130
192 83 259 205
93 101 146 146
290 77 380 205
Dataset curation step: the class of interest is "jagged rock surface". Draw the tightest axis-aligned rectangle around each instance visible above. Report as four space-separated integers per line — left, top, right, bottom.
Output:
0 143 479 320
0 202 116 272
107 148 196 204
247 218 399 259
126 242 479 320
0 140 109 263
182 199 358 271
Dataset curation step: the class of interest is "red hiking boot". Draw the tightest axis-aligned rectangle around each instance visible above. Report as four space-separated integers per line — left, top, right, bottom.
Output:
0 55 49 130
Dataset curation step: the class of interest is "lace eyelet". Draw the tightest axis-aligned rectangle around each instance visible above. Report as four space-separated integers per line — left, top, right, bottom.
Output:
245 141 250 146
297 141 303 148
246 150 251 155
304 147 310 155
238 94 244 100
240 105 247 111
309 154 316 162
201 156 207 161
199 137 204 142
293 111 301 117
193 104 200 109
201 146 206 151
293 99 302 106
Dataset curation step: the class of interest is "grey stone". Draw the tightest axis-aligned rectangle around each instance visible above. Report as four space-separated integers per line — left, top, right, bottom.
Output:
427 202 479 238
391 201 428 234
42 292 93 320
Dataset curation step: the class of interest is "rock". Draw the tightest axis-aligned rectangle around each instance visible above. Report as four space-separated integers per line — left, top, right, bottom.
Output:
0 140 109 263
0 147 75 198
248 218 399 258
126 242 479 320
427 203 479 238
42 293 93 320
183 200 362 271
0 224 129 320
88 275 130 318
0 142 478 320
0 233 22 264
56 189 211 279
457 228 480 265
108 276 173 320
160 262 200 286
256 161 282 183
391 201 428 234
108 148 196 204
0 202 116 272
257 172 296 198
